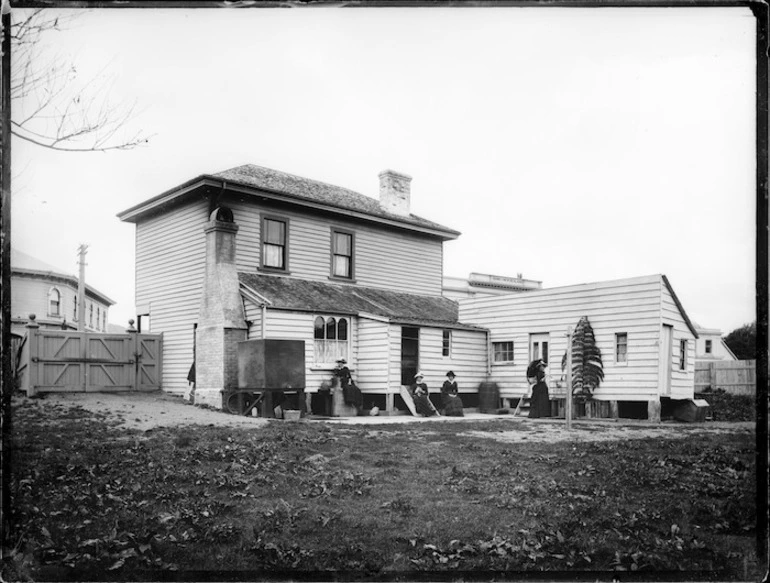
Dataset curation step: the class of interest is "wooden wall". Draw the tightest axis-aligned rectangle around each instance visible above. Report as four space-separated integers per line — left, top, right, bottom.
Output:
458 275 696 402
135 199 208 394
695 360 756 395
227 197 445 296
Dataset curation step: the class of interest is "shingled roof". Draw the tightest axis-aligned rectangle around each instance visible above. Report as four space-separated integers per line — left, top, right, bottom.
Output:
238 273 485 331
118 164 460 241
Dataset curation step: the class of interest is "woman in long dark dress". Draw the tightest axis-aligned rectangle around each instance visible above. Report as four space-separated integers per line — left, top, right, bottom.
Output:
440 371 464 416
334 359 363 412
409 373 439 417
527 359 551 418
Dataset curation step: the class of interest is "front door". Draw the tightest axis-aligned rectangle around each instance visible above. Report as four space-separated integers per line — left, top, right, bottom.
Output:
401 327 419 386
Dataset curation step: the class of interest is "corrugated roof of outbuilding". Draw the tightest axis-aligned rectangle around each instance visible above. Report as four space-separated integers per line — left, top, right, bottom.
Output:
238 273 485 331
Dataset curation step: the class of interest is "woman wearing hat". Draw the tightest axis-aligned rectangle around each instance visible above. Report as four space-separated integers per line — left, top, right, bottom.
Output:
409 372 439 417
527 358 551 418
440 371 464 417
334 358 363 413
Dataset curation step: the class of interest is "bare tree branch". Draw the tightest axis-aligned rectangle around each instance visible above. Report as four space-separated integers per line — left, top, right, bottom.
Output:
10 9 151 153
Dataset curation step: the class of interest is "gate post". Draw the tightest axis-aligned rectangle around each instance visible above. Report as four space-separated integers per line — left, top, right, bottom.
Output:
25 315 39 397
127 320 138 391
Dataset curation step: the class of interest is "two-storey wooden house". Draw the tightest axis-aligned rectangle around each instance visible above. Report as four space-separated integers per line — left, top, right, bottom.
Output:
117 165 490 412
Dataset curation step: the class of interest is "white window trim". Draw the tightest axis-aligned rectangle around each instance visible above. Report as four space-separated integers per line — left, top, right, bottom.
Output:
313 315 351 366
442 329 452 358
615 332 628 367
492 340 515 365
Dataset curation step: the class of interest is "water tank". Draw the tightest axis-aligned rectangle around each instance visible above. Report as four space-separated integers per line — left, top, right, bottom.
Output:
237 339 306 389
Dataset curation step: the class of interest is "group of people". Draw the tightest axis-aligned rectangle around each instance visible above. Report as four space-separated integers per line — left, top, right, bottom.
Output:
408 370 464 417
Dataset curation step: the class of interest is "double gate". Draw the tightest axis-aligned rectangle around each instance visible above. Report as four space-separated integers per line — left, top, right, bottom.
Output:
18 327 163 396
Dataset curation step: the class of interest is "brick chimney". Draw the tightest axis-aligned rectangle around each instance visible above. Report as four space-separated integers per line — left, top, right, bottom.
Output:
193 207 248 409
379 170 412 216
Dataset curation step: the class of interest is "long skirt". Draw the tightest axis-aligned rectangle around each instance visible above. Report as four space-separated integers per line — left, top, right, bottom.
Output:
413 394 438 417
343 382 363 409
529 382 551 418
442 394 464 416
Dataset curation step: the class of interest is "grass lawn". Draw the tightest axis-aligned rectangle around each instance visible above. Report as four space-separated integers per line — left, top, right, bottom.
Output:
3 398 761 581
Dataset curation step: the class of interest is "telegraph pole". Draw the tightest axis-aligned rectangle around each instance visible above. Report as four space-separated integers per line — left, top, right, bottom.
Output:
565 327 573 430
77 244 88 331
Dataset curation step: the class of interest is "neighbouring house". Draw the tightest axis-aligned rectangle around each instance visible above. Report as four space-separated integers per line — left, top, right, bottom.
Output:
458 274 699 421
11 248 115 337
117 165 490 412
442 272 542 300
693 323 738 362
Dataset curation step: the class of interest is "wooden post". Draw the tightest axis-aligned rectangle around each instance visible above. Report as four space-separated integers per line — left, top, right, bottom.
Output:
565 327 573 430
25 315 39 398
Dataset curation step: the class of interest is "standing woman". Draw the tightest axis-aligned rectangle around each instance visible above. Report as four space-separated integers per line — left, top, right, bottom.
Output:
527 359 551 418
441 371 464 416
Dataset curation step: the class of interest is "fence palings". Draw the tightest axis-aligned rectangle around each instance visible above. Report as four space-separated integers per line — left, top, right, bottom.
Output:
694 360 756 395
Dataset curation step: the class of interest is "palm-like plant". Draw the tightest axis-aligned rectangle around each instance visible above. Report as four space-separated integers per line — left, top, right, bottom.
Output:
561 316 604 402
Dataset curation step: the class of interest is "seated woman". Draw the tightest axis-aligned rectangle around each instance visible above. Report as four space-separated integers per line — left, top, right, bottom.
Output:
440 370 464 416
334 358 363 413
409 372 439 417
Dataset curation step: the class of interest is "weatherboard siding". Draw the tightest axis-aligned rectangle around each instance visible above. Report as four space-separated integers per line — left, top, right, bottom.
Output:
418 327 489 393
226 198 444 296
661 282 697 399
135 199 208 394
459 276 691 401
356 318 391 394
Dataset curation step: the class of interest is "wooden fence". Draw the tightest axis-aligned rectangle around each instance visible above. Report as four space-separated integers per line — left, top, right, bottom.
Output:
17 323 163 396
694 360 756 395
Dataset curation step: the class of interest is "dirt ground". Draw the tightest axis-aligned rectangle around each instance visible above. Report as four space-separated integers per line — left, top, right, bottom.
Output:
32 391 755 444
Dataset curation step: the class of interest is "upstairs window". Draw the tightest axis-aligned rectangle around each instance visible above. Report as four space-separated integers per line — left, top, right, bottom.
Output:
97 307 101 330
48 288 61 316
493 341 514 364
331 230 354 279
73 296 78 321
89 304 94 327
261 216 288 271
705 339 713 354
314 316 349 364
615 332 628 363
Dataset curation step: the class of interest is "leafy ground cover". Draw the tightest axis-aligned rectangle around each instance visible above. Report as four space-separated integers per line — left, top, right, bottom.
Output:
4 398 761 581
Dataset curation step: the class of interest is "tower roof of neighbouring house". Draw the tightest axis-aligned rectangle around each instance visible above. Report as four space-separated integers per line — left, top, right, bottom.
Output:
11 248 116 306
238 273 485 331
117 164 461 241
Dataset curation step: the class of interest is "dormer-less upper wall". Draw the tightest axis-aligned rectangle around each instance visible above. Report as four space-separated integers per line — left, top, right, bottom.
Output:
227 197 445 296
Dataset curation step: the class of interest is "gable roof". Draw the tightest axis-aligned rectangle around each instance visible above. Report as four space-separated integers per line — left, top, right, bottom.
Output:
11 249 116 306
118 164 461 241
238 273 484 331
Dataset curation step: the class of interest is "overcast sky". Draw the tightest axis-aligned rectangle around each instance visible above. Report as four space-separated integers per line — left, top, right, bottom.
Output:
11 5 757 334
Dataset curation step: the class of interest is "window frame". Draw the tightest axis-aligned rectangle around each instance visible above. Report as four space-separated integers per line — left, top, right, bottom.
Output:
705 339 713 354
492 340 514 365
442 329 452 358
679 339 688 370
313 315 350 366
329 228 355 281
615 332 628 365
48 287 61 317
260 214 290 273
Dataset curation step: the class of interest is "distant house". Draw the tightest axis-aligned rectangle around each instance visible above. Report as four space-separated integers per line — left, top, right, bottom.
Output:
118 165 490 411
442 272 542 300
458 275 699 421
693 323 737 362
11 249 115 337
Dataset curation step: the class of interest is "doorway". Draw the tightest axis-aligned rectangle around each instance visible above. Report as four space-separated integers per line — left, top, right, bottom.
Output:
401 327 419 386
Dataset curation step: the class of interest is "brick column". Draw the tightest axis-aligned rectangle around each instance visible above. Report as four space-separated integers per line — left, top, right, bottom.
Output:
194 209 248 409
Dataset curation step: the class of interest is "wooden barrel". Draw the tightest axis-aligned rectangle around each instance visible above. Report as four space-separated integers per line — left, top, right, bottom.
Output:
478 382 500 413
